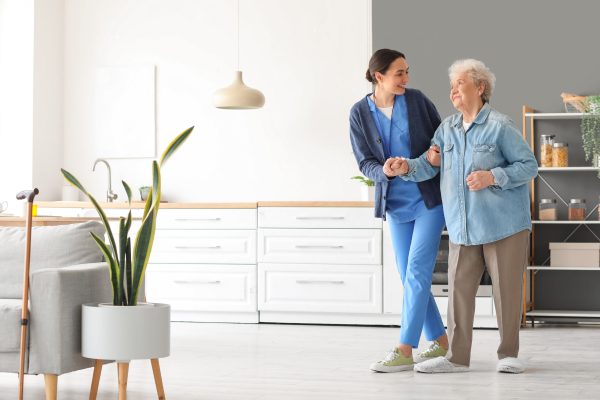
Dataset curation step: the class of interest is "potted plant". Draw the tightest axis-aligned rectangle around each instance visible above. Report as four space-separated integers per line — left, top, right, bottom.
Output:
581 95 600 176
61 126 193 365
139 185 151 201
350 175 375 202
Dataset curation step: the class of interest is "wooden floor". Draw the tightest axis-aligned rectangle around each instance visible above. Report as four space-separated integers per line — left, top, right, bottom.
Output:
1 322 599 399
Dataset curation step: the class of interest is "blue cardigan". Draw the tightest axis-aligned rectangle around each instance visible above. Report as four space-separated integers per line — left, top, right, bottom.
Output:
349 88 442 219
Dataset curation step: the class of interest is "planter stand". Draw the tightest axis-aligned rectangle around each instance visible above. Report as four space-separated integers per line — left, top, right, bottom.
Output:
82 303 170 400
88 359 165 400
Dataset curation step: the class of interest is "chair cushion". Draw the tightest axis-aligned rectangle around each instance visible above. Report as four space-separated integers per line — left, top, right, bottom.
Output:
0 221 106 298
0 299 23 352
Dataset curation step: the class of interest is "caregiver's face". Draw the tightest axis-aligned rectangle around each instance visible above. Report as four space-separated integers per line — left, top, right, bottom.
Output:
450 71 482 112
376 57 409 95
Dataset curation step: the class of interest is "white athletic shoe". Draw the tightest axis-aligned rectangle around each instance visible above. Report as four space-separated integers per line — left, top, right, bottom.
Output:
497 357 525 374
414 356 469 373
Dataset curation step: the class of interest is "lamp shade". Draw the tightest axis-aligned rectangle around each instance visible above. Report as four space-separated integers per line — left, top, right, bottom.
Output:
213 71 265 109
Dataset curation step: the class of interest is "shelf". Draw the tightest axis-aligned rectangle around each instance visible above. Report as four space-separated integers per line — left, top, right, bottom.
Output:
527 310 600 318
525 112 584 119
532 220 600 224
538 167 600 171
527 266 600 271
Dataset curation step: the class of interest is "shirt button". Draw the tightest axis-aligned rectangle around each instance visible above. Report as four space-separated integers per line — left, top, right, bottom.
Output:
383 195 387 200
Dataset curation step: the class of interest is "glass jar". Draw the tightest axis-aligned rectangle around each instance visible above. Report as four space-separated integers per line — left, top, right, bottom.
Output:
538 198 557 221
540 134 554 167
568 198 586 221
552 142 568 167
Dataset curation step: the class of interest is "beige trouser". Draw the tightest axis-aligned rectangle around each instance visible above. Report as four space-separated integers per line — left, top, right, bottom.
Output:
445 230 529 366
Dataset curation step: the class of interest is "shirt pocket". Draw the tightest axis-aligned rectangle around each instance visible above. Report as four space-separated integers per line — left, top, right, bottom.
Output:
443 142 454 170
472 143 498 171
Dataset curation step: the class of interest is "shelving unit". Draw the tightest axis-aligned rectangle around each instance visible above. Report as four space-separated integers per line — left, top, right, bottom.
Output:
522 106 600 326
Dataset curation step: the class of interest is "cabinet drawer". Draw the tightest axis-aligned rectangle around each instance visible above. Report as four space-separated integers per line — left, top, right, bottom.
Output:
145 264 256 312
258 207 380 229
157 209 256 229
151 230 256 264
434 296 494 316
258 264 381 313
258 229 381 264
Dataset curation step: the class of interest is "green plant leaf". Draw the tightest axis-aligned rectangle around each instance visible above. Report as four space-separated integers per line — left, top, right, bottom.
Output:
122 180 132 205
160 126 194 167
125 237 132 305
61 168 120 264
118 217 128 305
91 232 120 305
131 161 161 305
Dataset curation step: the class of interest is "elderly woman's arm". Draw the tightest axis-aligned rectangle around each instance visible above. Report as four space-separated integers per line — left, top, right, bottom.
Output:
399 129 444 182
490 123 538 189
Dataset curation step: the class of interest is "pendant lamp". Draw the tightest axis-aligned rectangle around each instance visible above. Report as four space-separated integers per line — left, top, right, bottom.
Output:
213 0 265 109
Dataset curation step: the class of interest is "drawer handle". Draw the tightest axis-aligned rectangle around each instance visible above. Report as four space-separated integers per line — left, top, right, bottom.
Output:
296 280 345 285
175 245 222 250
295 245 344 249
174 280 221 285
175 217 222 221
296 216 345 220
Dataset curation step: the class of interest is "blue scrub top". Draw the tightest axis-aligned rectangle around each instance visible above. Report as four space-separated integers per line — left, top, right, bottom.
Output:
368 94 429 223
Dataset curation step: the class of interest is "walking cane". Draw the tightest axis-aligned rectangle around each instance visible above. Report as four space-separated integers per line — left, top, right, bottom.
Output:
16 188 39 400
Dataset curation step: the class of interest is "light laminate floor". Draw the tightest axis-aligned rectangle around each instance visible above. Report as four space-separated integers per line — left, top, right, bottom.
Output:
1 322 599 399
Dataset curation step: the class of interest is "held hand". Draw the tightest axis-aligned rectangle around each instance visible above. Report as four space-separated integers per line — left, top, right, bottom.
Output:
426 145 441 167
466 170 495 191
391 157 409 175
383 157 408 177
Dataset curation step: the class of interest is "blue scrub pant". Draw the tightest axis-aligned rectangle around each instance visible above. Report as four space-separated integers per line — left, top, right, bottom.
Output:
387 205 446 348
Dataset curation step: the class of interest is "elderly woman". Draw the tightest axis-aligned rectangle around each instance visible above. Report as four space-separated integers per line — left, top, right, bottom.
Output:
393 59 537 374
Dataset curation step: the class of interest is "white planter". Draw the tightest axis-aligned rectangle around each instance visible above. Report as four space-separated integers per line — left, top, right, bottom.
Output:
360 186 375 202
82 303 170 361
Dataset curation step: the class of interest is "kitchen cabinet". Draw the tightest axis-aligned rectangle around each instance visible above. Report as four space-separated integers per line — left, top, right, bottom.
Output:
257 202 386 325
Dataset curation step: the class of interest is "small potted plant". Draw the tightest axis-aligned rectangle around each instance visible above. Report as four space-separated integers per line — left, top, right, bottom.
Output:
61 126 193 394
581 95 600 176
351 175 375 202
139 185 151 201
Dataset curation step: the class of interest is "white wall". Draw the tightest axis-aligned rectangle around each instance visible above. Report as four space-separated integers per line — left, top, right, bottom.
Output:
0 0 33 214
61 0 372 202
33 0 64 201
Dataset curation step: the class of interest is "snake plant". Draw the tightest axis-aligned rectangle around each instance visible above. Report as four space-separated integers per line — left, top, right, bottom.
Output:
61 126 193 305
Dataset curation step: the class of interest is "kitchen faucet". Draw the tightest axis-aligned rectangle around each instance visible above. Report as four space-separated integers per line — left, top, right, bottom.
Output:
92 158 118 202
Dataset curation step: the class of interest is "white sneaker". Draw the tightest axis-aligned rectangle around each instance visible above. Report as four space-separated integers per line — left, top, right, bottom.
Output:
414 356 469 373
497 357 525 374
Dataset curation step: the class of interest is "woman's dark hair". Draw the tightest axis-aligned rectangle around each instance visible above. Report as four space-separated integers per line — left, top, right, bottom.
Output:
365 49 406 83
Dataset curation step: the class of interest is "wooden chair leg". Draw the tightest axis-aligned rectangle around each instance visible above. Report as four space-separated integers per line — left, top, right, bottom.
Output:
89 360 103 400
118 362 129 400
151 359 166 400
44 374 58 400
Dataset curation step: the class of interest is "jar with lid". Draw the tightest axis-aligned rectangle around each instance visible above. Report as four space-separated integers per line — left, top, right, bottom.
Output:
568 198 586 221
538 198 557 221
552 142 568 167
540 134 554 167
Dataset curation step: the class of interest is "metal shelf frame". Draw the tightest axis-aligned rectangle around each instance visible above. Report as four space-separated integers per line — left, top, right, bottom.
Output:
522 106 600 327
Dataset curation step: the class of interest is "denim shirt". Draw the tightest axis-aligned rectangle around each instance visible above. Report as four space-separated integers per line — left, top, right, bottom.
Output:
403 103 538 245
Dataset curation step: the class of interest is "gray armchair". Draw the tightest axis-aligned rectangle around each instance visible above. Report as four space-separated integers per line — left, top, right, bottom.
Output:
0 221 112 399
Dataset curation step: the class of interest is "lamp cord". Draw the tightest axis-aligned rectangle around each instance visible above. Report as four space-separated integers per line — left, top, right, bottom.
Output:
236 0 240 70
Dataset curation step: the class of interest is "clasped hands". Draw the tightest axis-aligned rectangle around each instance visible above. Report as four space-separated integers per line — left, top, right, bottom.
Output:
383 145 496 191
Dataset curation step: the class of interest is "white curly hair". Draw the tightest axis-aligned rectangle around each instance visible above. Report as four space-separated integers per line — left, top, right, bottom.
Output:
448 59 496 103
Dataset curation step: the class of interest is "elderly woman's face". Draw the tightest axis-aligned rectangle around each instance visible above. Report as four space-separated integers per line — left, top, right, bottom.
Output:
449 71 483 112
375 57 409 95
